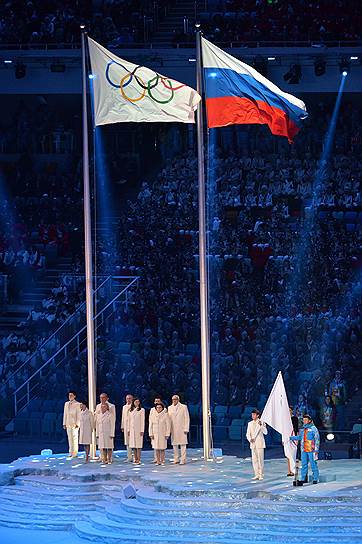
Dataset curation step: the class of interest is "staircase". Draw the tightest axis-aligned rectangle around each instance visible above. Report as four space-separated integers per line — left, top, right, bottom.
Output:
152 0 197 45
0 458 361 543
12 274 139 415
21 257 73 307
0 256 74 330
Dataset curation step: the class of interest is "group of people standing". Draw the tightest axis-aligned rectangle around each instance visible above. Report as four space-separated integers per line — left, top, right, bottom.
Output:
63 391 190 465
64 391 320 484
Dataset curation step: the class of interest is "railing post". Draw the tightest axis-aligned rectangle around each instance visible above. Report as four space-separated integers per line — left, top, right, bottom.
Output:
27 382 30 407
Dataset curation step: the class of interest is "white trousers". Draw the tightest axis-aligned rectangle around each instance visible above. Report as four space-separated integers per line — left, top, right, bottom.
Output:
127 445 133 461
66 427 79 456
251 448 264 478
173 444 187 463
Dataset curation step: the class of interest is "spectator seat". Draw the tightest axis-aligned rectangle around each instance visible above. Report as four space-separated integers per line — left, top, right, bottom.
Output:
228 419 243 440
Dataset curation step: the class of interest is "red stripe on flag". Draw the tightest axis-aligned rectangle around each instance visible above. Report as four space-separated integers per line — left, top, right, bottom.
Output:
206 96 300 143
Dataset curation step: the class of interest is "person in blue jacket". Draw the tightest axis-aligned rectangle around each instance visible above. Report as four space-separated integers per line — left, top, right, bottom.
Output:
290 414 320 484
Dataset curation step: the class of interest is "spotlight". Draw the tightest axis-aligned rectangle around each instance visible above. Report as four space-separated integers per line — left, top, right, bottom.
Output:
339 58 350 75
88 73 96 79
283 64 301 84
15 62 26 79
314 59 326 76
326 433 335 441
4 59 13 64
50 62 65 73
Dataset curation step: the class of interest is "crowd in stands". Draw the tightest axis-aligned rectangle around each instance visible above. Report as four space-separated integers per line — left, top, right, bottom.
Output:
92 99 361 432
0 97 361 437
0 99 77 155
197 0 361 44
0 0 163 45
0 1 360 45
0 273 85 409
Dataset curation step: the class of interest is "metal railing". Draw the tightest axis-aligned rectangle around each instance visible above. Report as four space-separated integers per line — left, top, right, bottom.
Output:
13 275 139 415
4 274 110 387
0 40 360 51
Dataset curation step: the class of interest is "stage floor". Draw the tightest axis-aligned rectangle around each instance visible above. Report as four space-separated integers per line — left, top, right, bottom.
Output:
0 449 361 543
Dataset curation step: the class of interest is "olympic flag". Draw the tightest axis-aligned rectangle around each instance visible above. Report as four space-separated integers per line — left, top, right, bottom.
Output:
87 37 201 125
261 371 297 472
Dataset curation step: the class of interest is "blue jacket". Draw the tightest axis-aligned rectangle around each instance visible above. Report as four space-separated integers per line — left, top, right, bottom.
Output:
290 423 320 453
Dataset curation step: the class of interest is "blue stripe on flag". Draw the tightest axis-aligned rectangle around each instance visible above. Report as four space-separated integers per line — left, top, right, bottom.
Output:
204 68 305 127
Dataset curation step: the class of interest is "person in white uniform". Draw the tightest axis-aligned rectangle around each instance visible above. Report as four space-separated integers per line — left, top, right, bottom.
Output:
95 403 115 464
121 393 133 462
79 401 94 463
95 392 116 463
246 409 268 480
127 398 145 465
149 396 167 463
149 402 171 465
63 391 81 459
168 395 190 464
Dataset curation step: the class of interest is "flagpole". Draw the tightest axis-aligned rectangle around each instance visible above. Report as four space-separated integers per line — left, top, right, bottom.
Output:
196 25 212 461
81 26 97 458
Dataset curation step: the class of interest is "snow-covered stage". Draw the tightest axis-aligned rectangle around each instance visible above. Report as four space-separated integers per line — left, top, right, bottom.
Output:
0 449 361 544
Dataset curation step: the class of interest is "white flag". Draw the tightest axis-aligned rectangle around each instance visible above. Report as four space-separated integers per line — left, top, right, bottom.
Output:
87 37 201 126
261 371 297 471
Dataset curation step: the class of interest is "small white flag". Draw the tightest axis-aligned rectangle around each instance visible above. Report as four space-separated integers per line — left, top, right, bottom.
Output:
87 37 201 126
261 371 297 471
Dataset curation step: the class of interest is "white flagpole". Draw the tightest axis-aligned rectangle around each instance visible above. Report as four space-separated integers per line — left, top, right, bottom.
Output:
196 25 212 461
81 27 97 458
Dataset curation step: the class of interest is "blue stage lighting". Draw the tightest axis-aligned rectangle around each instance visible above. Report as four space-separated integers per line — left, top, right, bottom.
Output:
88 73 96 79
339 58 350 75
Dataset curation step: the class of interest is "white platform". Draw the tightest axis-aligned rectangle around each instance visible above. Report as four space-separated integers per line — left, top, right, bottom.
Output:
0 449 361 543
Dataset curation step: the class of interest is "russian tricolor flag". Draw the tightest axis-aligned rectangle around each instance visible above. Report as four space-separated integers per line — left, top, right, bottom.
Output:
202 37 307 143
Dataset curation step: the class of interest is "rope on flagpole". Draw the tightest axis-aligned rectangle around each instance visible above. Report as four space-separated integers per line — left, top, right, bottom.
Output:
196 24 213 461
81 26 97 459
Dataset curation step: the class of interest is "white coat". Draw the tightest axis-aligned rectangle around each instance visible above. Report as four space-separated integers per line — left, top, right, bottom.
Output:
246 419 267 449
63 400 81 428
127 408 145 449
168 402 190 445
95 401 116 421
121 403 132 445
79 409 94 445
149 410 171 450
96 410 115 449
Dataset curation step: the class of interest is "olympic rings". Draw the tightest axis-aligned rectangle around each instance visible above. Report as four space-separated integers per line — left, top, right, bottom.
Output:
120 72 146 103
105 60 186 104
147 75 174 104
161 78 185 91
